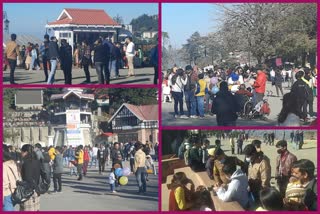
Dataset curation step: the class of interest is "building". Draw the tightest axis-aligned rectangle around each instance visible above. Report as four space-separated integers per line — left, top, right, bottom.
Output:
108 103 158 145
142 31 158 39
50 88 95 147
46 8 122 50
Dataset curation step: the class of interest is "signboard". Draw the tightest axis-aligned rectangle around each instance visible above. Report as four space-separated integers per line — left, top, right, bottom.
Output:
66 110 81 124
66 109 82 147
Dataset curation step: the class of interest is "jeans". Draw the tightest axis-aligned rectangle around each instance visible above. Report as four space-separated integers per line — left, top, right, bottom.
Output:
154 65 158 85
83 64 90 82
83 160 89 175
30 55 36 69
53 173 62 191
197 96 204 117
99 159 106 173
185 90 196 116
130 158 135 172
95 62 106 84
63 157 69 167
171 91 184 116
109 60 117 77
3 195 14 211
135 167 147 193
255 92 264 105
42 56 49 81
110 183 115 192
47 59 57 84
205 93 210 113
8 59 17 84
90 156 97 168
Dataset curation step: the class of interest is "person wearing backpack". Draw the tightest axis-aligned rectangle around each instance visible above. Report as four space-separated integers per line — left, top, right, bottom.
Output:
169 68 188 119
195 73 206 118
20 144 41 211
3 145 21 211
212 81 241 126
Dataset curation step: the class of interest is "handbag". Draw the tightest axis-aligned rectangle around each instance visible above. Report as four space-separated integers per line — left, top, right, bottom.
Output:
8 167 34 204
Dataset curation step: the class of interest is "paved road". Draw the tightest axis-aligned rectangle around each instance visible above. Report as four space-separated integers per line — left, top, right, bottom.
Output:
162 82 317 126
15 161 159 211
4 67 156 85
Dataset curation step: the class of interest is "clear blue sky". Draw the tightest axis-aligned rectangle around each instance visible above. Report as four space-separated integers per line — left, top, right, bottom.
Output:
162 3 222 48
4 3 158 38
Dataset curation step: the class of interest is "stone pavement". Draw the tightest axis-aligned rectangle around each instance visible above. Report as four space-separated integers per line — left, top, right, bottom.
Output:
4 67 156 85
207 134 317 186
15 161 158 211
162 82 317 126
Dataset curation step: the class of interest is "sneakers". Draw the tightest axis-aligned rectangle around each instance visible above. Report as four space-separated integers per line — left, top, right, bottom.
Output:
190 115 198 119
174 115 180 118
112 191 117 193
180 115 189 119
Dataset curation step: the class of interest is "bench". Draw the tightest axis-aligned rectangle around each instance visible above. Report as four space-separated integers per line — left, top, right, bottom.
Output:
169 167 244 211
162 156 186 184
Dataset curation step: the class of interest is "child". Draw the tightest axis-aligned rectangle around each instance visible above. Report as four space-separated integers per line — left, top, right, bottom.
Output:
109 168 116 193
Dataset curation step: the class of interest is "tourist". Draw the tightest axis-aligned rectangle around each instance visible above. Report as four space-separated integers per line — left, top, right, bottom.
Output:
41 34 50 82
129 144 136 173
274 68 284 97
256 187 284 211
59 39 73 84
25 43 32 71
4 33 21 84
168 172 195 211
97 144 107 174
79 40 91 83
290 70 308 120
189 138 205 172
193 186 215 211
184 65 197 118
52 147 63 193
91 144 98 168
125 37 135 77
3 145 21 211
253 65 267 104
111 142 123 168
170 68 188 118
275 140 297 198
243 144 271 205
83 146 90 176
214 157 249 209
212 81 240 126
75 145 84 181
93 38 109 84
109 168 117 193
205 148 215 180
195 73 206 118
302 68 315 118
115 42 122 78
20 144 41 211
278 92 302 126
47 36 60 84
73 43 80 67
134 142 147 194
150 44 158 84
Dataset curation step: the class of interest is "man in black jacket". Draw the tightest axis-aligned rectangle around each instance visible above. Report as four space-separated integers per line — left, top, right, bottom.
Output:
291 70 308 119
97 144 107 174
47 36 60 84
59 39 73 84
42 34 50 82
212 81 241 126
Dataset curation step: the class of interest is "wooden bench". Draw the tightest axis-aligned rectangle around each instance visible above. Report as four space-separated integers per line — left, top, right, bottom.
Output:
168 167 244 211
162 156 186 184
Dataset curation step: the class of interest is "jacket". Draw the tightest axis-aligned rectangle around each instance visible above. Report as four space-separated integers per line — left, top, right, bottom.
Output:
253 71 267 93
53 154 64 174
170 75 187 93
84 150 90 162
3 160 21 197
94 44 109 63
111 149 122 163
59 43 73 67
291 79 309 100
169 186 192 211
134 149 146 173
48 147 56 160
212 91 240 124
275 151 297 177
216 169 249 209
5 41 20 60
75 149 84 164
195 79 206 96
21 158 41 185
48 41 60 60
248 155 271 191
274 72 283 86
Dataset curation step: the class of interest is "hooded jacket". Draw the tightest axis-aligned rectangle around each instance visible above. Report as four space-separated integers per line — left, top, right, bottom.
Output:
216 169 249 209
253 71 267 94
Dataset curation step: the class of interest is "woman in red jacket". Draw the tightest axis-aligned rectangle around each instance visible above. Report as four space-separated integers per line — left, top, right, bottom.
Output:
83 146 90 176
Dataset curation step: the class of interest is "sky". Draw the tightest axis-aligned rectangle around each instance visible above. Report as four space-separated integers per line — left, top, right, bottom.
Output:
162 3 224 49
3 3 158 38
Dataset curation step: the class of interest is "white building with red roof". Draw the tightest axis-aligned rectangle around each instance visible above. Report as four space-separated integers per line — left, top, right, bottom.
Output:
45 8 122 49
108 103 158 145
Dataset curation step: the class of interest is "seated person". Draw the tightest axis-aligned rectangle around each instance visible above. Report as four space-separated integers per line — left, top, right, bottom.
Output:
189 139 206 172
235 84 253 111
213 157 249 209
168 172 195 211
193 186 215 211
256 187 284 211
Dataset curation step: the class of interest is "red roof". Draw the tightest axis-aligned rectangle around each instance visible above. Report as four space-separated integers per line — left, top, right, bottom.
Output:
124 104 158 121
48 8 119 26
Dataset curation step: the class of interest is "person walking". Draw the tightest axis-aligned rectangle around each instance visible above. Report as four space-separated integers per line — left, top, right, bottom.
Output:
274 69 284 97
184 65 197 118
93 38 110 84
47 36 60 84
4 33 21 84
75 145 84 181
253 65 267 104
97 144 107 174
125 37 135 77
59 39 73 84
83 146 90 176
134 142 147 194
41 34 50 82
79 40 91 83
52 147 63 193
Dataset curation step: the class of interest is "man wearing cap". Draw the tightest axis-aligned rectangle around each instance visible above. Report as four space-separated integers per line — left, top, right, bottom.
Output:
134 142 147 194
253 64 267 105
184 65 197 118
213 148 246 185
5 33 21 84
243 144 271 204
275 140 297 198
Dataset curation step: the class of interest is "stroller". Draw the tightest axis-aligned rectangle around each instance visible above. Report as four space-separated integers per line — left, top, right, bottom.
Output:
240 98 271 120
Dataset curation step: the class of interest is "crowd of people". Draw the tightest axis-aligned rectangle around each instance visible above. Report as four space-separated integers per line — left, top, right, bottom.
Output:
4 33 159 85
168 135 317 211
162 63 317 126
3 141 158 211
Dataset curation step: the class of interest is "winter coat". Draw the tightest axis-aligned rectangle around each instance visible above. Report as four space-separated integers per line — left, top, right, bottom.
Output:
275 151 297 177
48 41 60 60
253 71 267 93
216 169 249 209
248 155 271 192
53 154 64 174
214 156 246 185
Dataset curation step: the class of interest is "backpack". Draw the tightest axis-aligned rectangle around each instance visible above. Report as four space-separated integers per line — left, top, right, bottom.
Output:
184 149 191 166
260 101 271 115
